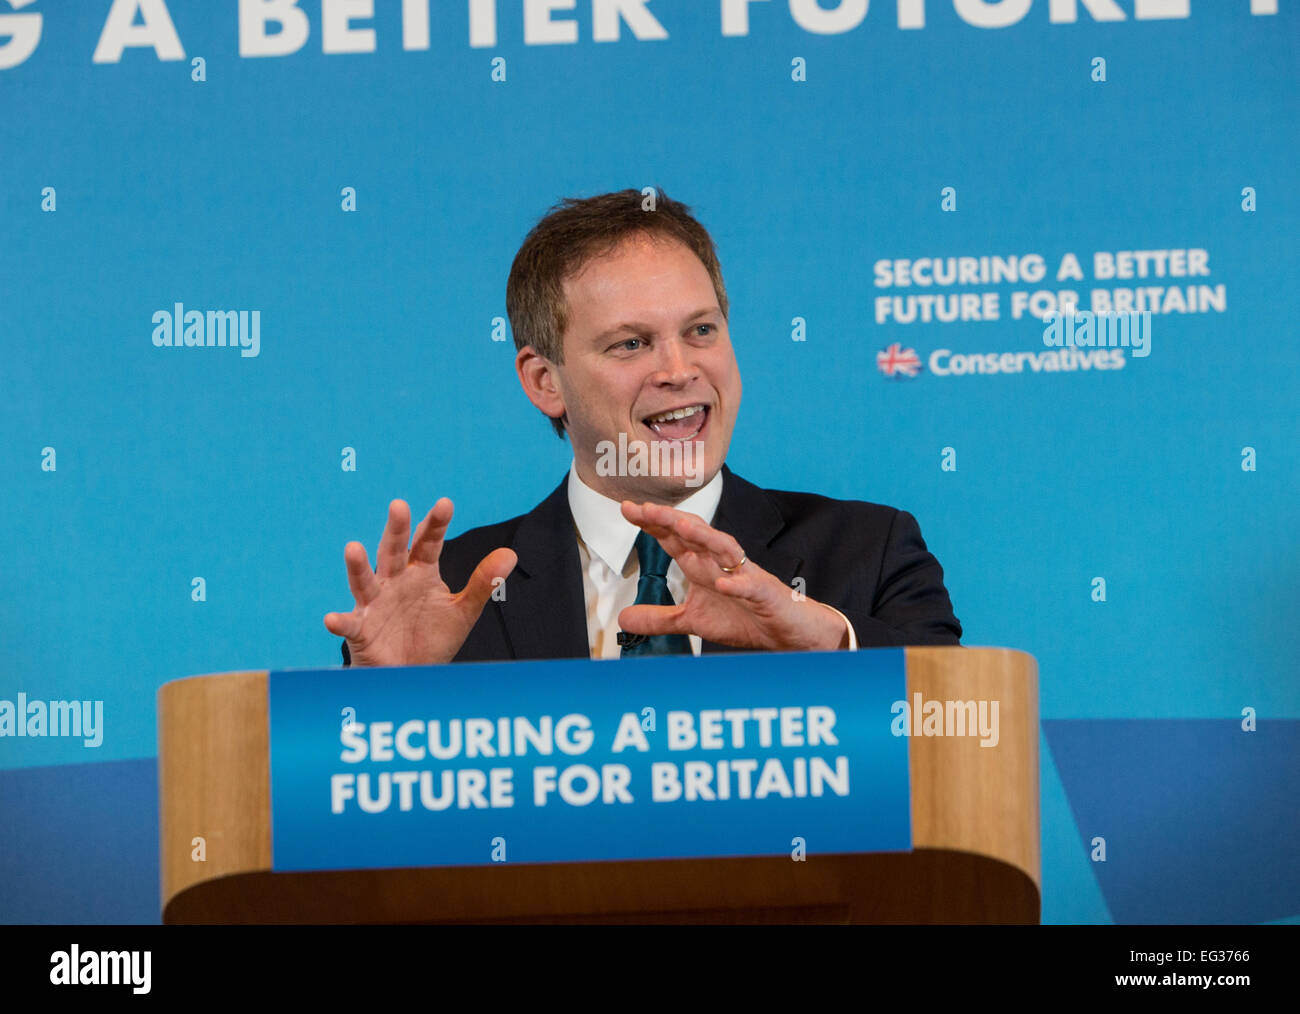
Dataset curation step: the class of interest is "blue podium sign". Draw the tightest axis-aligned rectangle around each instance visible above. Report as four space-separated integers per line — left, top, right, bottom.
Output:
268 649 911 871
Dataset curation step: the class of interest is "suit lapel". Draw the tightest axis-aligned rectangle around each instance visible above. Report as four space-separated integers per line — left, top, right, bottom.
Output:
498 476 591 660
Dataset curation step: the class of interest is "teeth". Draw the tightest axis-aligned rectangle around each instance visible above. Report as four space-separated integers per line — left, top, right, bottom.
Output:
646 405 705 424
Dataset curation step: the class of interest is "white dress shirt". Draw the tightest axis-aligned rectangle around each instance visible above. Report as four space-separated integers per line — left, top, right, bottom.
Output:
566 461 857 660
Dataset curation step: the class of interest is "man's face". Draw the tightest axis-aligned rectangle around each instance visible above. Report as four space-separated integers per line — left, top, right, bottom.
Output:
548 233 742 504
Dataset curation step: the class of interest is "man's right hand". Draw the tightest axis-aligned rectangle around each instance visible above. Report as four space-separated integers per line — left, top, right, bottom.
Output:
323 498 517 667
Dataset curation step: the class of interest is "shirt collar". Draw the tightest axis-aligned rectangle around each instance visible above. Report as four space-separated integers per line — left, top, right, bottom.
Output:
567 459 725 574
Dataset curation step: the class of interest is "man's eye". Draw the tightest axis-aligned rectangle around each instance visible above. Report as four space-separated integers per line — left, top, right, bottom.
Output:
693 324 715 337
613 337 643 352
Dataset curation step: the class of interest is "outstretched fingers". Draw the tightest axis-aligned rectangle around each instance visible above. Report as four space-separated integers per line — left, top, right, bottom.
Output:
409 497 455 566
323 608 362 640
622 501 747 576
375 500 412 579
669 511 745 566
618 602 689 636
342 540 381 606
454 547 518 623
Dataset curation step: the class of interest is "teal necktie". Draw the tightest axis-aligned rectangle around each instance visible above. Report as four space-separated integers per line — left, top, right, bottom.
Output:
620 530 692 657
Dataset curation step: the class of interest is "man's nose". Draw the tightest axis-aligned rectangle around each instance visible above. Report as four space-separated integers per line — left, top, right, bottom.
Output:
651 336 696 385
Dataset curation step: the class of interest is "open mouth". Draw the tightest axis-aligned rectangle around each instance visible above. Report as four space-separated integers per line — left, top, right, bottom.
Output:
642 403 709 442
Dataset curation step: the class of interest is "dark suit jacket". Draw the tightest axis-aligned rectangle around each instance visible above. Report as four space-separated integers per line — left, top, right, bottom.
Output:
341 464 961 665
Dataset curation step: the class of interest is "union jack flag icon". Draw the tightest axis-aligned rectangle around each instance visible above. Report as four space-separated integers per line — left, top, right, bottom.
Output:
877 343 923 378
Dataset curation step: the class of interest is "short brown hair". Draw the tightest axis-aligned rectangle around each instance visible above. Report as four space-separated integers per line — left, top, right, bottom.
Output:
506 188 729 438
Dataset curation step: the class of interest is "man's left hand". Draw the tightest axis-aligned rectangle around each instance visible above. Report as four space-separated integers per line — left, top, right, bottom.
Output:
618 501 850 652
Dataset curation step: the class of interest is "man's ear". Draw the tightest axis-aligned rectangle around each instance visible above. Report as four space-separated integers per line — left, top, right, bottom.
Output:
515 345 566 423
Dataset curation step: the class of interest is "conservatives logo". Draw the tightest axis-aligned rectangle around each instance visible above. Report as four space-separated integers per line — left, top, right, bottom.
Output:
877 343 923 378
881 346 1130 379
929 345 1126 376
878 310 1151 380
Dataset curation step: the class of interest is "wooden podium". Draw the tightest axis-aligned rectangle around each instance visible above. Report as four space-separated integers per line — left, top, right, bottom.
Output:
158 646 1038 924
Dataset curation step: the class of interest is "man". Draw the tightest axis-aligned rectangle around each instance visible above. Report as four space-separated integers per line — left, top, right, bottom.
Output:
325 190 960 666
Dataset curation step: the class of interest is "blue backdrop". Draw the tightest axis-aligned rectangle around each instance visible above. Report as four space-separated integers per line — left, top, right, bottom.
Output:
2 0 1296 924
